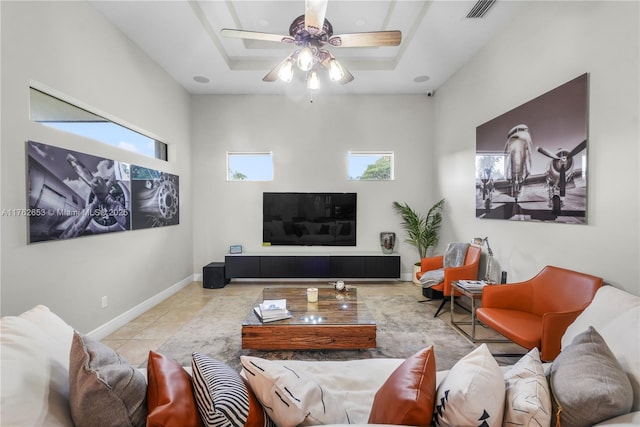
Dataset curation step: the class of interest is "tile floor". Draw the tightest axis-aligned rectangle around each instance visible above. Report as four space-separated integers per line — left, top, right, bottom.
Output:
101 280 419 366
102 280 521 367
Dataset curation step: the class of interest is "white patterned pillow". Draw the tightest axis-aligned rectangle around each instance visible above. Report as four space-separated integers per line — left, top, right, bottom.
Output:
434 344 505 427
503 348 551 427
191 352 274 427
240 355 348 427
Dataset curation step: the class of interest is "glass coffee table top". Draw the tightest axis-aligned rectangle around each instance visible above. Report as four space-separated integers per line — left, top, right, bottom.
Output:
243 286 376 326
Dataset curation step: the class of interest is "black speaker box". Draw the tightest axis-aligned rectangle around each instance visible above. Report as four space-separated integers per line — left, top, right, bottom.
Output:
203 262 229 289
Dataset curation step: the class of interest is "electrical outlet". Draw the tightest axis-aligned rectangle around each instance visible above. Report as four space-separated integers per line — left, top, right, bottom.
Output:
101 296 108 309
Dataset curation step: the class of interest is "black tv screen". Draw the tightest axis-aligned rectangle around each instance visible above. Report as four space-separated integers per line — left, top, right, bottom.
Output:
263 192 357 246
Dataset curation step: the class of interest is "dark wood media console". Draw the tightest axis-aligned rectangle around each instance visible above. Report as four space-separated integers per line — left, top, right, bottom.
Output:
225 253 400 280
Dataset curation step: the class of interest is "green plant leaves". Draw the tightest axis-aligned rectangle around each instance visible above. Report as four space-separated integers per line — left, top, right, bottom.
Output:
392 198 445 259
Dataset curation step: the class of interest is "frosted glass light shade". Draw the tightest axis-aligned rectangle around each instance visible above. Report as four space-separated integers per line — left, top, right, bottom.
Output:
307 70 320 89
297 46 314 71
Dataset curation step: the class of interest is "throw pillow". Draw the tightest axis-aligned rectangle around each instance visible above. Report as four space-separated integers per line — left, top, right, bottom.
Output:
0 313 74 426
191 352 274 427
368 345 436 426
549 326 633 427
68 331 147 427
560 286 640 413
433 344 505 427
240 355 349 427
147 351 203 427
503 348 551 427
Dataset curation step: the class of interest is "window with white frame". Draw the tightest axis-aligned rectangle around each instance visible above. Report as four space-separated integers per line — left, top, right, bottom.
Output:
29 88 168 161
348 151 394 180
227 152 273 181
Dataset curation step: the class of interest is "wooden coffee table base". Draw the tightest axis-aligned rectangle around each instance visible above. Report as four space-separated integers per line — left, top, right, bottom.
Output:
242 324 376 350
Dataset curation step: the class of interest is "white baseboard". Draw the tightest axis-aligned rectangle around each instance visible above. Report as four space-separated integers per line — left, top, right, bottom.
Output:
87 275 195 340
401 272 413 282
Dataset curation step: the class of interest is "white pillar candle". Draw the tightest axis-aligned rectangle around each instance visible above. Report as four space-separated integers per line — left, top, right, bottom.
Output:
307 287 318 303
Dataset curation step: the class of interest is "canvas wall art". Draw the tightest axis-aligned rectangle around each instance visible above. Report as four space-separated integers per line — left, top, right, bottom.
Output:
26 140 180 243
130 165 180 229
475 73 588 224
27 140 131 242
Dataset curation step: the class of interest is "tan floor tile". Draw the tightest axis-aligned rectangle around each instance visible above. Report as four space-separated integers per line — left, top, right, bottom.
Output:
105 321 153 340
134 308 169 323
100 338 129 351
216 285 263 297
157 309 200 324
151 298 182 312
132 321 185 340
115 338 166 367
177 283 215 298
177 295 211 307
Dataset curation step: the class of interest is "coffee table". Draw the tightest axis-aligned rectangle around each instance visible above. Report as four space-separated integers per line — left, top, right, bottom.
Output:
241 287 376 350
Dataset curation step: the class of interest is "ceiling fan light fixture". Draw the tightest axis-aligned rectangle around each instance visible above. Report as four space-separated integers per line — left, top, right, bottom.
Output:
307 69 320 90
278 59 294 82
221 2 400 89
297 46 314 71
328 58 344 81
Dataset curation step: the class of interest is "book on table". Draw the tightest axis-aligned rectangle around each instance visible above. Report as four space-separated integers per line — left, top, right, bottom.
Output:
457 280 488 291
254 299 292 322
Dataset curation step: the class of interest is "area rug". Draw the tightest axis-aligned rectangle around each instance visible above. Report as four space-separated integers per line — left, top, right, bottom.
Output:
156 293 476 372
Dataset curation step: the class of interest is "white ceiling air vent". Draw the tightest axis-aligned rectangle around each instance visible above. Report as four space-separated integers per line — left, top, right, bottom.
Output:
466 0 496 18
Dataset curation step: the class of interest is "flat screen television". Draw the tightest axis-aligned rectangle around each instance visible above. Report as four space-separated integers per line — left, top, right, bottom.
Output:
263 192 357 246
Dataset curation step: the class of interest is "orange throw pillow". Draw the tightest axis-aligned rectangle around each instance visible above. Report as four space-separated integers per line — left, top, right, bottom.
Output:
147 351 203 427
368 345 436 426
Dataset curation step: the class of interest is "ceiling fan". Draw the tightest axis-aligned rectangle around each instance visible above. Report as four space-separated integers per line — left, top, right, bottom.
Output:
221 0 402 88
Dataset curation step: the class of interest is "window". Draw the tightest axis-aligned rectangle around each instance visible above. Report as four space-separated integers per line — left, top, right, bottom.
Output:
227 152 273 181
348 151 394 180
29 88 168 161
475 153 506 181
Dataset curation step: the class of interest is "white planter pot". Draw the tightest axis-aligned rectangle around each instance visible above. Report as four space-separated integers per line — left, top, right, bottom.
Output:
412 263 421 285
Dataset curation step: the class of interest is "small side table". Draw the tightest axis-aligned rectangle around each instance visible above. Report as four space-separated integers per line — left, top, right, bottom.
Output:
450 281 509 343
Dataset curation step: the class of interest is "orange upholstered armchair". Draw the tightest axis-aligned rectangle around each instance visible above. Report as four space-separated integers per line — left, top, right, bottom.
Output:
476 265 602 361
416 244 481 317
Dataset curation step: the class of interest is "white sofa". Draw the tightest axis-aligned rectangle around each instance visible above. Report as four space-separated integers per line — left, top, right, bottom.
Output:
1 285 638 427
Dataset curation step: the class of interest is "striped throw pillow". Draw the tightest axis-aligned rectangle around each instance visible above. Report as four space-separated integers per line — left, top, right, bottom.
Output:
191 352 274 427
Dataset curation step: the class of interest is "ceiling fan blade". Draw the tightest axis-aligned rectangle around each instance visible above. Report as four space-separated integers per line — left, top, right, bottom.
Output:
329 30 402 47
304 0 328 34
262 53 295 82
221 28 294 44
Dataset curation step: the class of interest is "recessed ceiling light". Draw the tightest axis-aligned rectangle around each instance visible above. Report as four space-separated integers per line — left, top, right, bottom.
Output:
193 76 210 84
413 75 430 83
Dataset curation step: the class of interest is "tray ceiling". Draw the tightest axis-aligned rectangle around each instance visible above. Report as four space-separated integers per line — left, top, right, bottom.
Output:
90 0 524 95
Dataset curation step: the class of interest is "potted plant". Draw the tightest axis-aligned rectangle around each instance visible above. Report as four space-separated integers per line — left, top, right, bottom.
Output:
392 198 445 284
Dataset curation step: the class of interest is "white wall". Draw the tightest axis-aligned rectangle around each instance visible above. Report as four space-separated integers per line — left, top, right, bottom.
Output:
191 94 436 276
2 0 637 336
433 1 639 293
0 1 193 331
